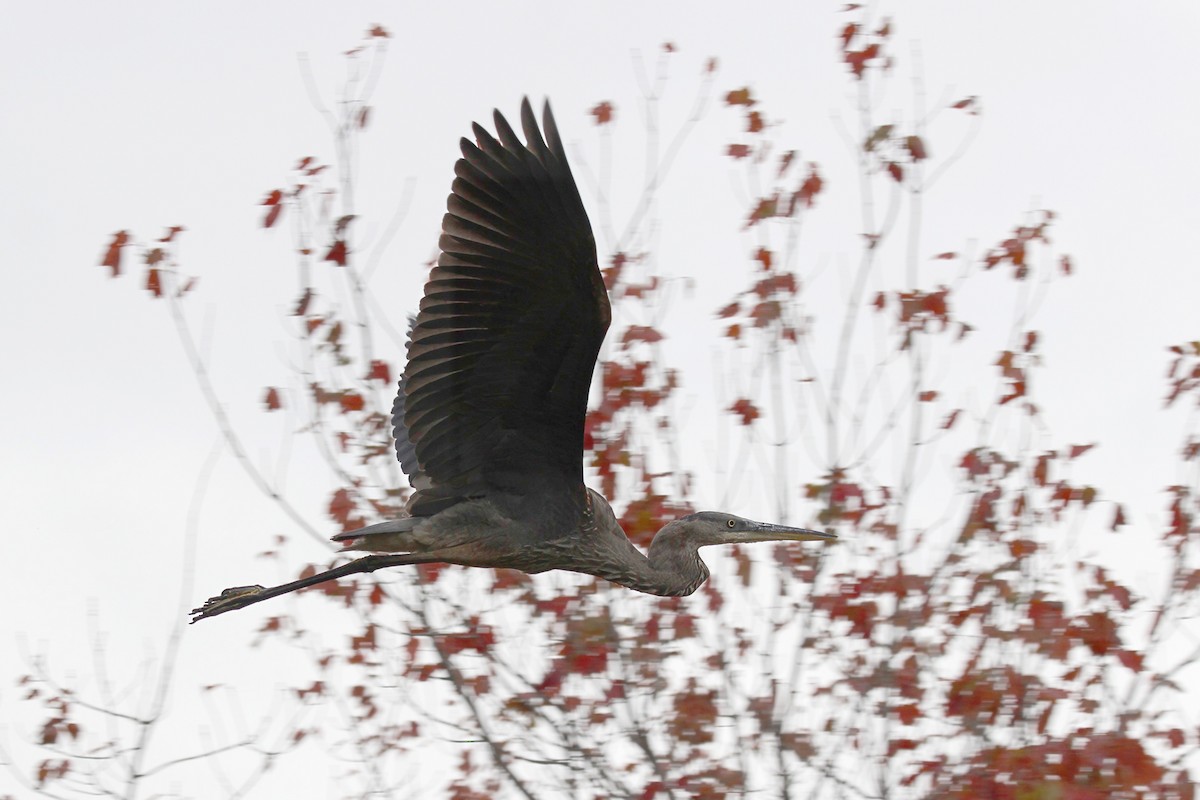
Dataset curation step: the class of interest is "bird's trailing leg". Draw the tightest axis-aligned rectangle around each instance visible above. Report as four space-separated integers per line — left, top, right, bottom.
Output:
189 553 437 623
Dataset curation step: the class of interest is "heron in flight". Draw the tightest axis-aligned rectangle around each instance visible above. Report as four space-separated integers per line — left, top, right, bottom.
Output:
191 99 834 622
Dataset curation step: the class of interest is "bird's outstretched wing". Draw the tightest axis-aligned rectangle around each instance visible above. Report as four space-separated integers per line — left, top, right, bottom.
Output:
391 316 427 490
399 98 609 517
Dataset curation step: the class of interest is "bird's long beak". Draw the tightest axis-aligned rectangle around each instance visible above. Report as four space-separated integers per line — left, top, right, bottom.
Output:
744 521 837 543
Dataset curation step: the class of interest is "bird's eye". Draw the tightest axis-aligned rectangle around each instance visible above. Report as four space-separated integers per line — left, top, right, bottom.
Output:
726 519 736 528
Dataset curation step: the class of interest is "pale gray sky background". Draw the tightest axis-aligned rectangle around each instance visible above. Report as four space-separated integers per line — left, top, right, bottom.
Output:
2 2 1198 796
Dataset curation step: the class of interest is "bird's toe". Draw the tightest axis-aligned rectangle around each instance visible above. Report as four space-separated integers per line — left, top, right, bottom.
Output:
189 585 266 623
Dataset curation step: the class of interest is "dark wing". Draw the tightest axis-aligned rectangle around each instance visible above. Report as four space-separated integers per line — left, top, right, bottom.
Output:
400 98 610 517
391 316 429 490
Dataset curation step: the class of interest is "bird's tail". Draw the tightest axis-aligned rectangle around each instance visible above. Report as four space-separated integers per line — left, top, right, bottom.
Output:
332 517 420 553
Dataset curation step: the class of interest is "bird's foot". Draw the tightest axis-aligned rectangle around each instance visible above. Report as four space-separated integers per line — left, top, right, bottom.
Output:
189 585 267 623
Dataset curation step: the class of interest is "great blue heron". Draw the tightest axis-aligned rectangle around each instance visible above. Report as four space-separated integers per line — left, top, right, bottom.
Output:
191 98 835 623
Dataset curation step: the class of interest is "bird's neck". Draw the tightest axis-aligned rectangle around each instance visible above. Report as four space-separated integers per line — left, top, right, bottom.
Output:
589 529 709 597
577 489 708 596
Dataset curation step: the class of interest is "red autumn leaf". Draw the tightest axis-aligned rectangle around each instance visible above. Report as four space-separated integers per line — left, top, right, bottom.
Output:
1060 255 1073 275
934 251 957 260
732 549 752 588
754 247 773 271
590 101 614 125
840 22 858 47
864 124 893 152
887 161 903 182
729 398 760 425
1068 443 1096 459
639 783 666 800
293 287 313 316
905 135 928 161
918 390 937 402
621 325 664 346
717 302 740 319
1000 380 1026 404
324 239 348 266
796 164 824 208
1036 706 1054 735
159 225 185 243
1111 503 1127 531
328 488 354 525
100 230 129 276
845 43 880 78
920 288 948 318
357 106 370 129
844 601 878 638
887 739 918 757
1077 611 1120 655
326 321 343 345
749 300 781 326
145 268 163 298
1024 330 1039 352
1033 454 1051 487
778 150 795 176
1009 538 1037 558
264 203 283 229
753 273 797 298
725 87 755 106
340 392 365 412
367 359 391 383
262 188 282 206
1115 648 1143 673
996 350 1017 378
747 110 764 133
941 409 960 429
1013 492 1027 518
264 387 282 411
368 24 390 38
727 143 751 159
952 96 976 110
672 681 718 744
725 323 742 340
662 42 676 53
746 195 779 227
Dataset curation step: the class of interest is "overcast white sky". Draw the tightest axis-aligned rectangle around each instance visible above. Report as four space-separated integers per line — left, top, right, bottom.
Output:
2 2 1198 796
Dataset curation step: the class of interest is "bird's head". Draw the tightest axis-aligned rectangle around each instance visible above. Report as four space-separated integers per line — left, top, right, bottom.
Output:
631 510 836 596
673 511 836 548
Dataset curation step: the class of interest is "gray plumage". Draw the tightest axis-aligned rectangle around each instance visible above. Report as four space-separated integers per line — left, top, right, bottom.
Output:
191 98 834 623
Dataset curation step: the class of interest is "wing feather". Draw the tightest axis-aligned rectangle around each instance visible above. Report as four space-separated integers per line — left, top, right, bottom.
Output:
398 98 609 517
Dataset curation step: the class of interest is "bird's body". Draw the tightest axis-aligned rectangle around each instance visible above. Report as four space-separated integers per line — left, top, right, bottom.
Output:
335 486 712 596
191 98 833 622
